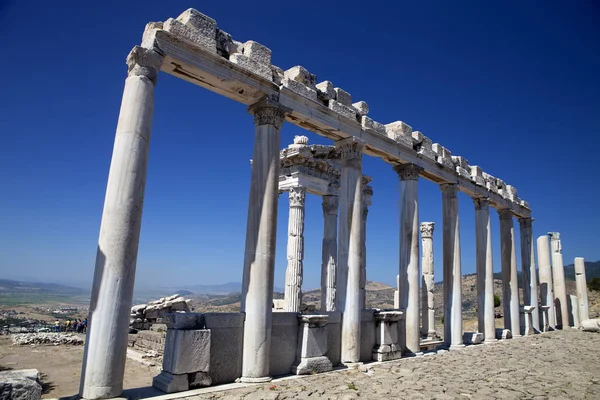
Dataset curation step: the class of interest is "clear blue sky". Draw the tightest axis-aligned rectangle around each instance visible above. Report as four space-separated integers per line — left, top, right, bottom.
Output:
1 1 598 291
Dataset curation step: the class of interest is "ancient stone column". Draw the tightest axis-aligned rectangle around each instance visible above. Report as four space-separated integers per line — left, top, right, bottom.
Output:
321 195 338 312
359 185 372 309
498 209 520 337
537 235 556 329
335 137 364 365
575 257 590 322
548 232 569 329
284 186 306 312
240 98 286 382
395 163 422 355
80 46 163 400
420 222 436 339
473 198 496 343
440 183 464 349
519 217 540 332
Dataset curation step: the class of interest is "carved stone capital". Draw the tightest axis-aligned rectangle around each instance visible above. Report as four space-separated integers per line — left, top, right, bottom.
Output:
548 232 562 253
518 217 533 229
334 137 364 161
394 163 423 181
440 183 458 197
473 197 490 211
420 222 435 238
289 186 306 208
322 195 339 216
548 232 561 241
498 208 514 221
248 96 288 129
126 46 164 85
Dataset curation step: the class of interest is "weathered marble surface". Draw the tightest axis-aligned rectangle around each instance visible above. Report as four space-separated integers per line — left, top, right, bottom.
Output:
575 257 590 322
537 235 556 329
420 222 436 339
549 232 569 329
499 209 520 337
519 218 540 332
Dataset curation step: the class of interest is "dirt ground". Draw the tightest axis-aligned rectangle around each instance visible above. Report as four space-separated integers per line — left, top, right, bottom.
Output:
0 335 156 399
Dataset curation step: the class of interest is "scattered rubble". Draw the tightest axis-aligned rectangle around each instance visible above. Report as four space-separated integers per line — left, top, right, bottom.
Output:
11 333 83 346
130 294 192 330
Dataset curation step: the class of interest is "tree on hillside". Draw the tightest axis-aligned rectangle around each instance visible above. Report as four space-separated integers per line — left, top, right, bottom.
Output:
588 277 600 292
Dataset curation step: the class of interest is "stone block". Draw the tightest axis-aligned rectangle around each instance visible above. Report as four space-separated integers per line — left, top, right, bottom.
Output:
164 18 216 54
334 87 352 105
164 313 204 330
495 328 512 340
243 40 271 65
188 371 212 388
360 309 377 362
271 65 284 85
281 78 318 101
568 295 580 328
203 313 244 385
229 53 272 81
352 101 369 116
462 332 484 345
284 66 316 87
270 312 299 376
215 29 233 57
451 156 469 169
297 315 328 358
292 356 332 375
162 329 210 374
432 143 454 168
521 199 530 208
416 136 436 160
325 312 342 366
361 116 386 134
176 8 217 39
581 319 600 332
153 371 188 393
316 81 335 101
385 121 413 148
328 100 357 120
141 21 164 50
0 369 41 400
456 167 470 178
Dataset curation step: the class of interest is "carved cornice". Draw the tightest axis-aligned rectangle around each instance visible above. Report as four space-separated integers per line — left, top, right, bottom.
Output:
126 46 164 85
420 222 435 238
439 183 458 197
322 195 339 216
288 186 306 208
498 208 514 221
473 197 490 211
394 163 423 181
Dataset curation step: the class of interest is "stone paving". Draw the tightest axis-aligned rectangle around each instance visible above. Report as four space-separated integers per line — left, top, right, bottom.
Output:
189 329 600 400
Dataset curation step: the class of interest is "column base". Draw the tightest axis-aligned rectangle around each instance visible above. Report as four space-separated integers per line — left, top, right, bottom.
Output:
483 338 498 344
153 371 188 394
449 344 466 350
239 376 273 383
342 362 363 369
292 357 332 375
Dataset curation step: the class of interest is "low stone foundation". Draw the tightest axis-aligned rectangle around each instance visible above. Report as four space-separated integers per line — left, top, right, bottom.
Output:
128 330 167 355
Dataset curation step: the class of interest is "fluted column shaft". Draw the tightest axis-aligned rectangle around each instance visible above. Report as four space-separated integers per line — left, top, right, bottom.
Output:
321 196 338 312
335 137 364 364
359 187 372 310
519 217 539 332
240 98 286 382
499 209 520 336
420 222 436 339
80 47 163 400
441 183 464 349
474 198 496 342
396 163 422 354
537 235 556 329
284 186 306 312
549 232 569 329
575 257 590 322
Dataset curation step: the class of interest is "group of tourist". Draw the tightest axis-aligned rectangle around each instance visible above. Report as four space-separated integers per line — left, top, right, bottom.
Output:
53 318 87 333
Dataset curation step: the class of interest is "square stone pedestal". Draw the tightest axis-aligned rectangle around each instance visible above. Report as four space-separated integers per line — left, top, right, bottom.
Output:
462 331 484 345
520 306 536 336
373 310 403 361
292 315 332 375
495 328 512 340
540 305 552 332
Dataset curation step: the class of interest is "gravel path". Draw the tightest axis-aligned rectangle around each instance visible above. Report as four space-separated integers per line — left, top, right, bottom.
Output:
192 329 600 400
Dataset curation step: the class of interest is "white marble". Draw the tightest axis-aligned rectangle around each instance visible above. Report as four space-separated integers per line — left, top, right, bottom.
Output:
519 218 540 332
80 46 163 400
498 209 521 337
292 315 332 375
548 232 569 329
473 198 497 343
575 257 590 322
240 99 286 383
520 306 536 336
373 311 403 361
284 186 306 312
568 294 580 328
395 163 422 355
537 235 556 329
420 222 436 339
359 186 372 309
320 195 338 312
440 183 464 349
335 137 364 364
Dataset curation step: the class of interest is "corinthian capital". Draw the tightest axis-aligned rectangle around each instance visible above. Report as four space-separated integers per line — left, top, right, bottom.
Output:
334 137 364 161
288 186 306 208
518 217 533 229
440 183 458 197
420 222 435 238
498 208 514 220
473 197 490 211
322 195 339 216
394 163 423 181
126 46 164 85
248 96 288 129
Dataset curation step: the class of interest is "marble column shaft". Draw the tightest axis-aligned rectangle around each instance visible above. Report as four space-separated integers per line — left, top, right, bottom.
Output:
420 222 435 339
441 183 464 349
359 187 372 310
321 195 338 312
549 232 569 329
575 257 590 322
395 163 422 355
499 209 520 337
519 218 540 332
536 235 556 328
336 138 364 364
240 99 286 382
284 186 306 312
80 47 163 400
473 198 496 342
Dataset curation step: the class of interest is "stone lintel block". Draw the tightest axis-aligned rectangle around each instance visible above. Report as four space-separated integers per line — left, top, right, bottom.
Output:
229 53 272 81
164 18 217 54
164 312 204 330
495 328 512 340
361 116 386 134
162 329 210 374
470 165 483 178
292 356 332 375
215 29 235 58
333 87 352 106
153 371 189 393
472 176 486 186
271 65 285 85
284 66 316 87
281 78 318 101
316 81 335 101
352 101 369 116
462 331 484 345
418 147 436 160
328 100 357 120
505 184 518 197
243 40 272 65
520 199 530 208
411 130 424 145
385 121 413 148
141 21 164 50
451 155 469 169
176 8 217 39
456 166 470 178
431 143 453 168
188 371 212 388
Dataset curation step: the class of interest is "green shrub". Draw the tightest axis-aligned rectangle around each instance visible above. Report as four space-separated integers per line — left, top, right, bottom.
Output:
494 294 501 308
588 277 600 292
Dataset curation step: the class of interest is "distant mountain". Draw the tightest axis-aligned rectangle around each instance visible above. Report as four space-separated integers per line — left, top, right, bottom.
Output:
564 260 600 282
0 279 84 295
0 279 88 306
178 282 284 295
